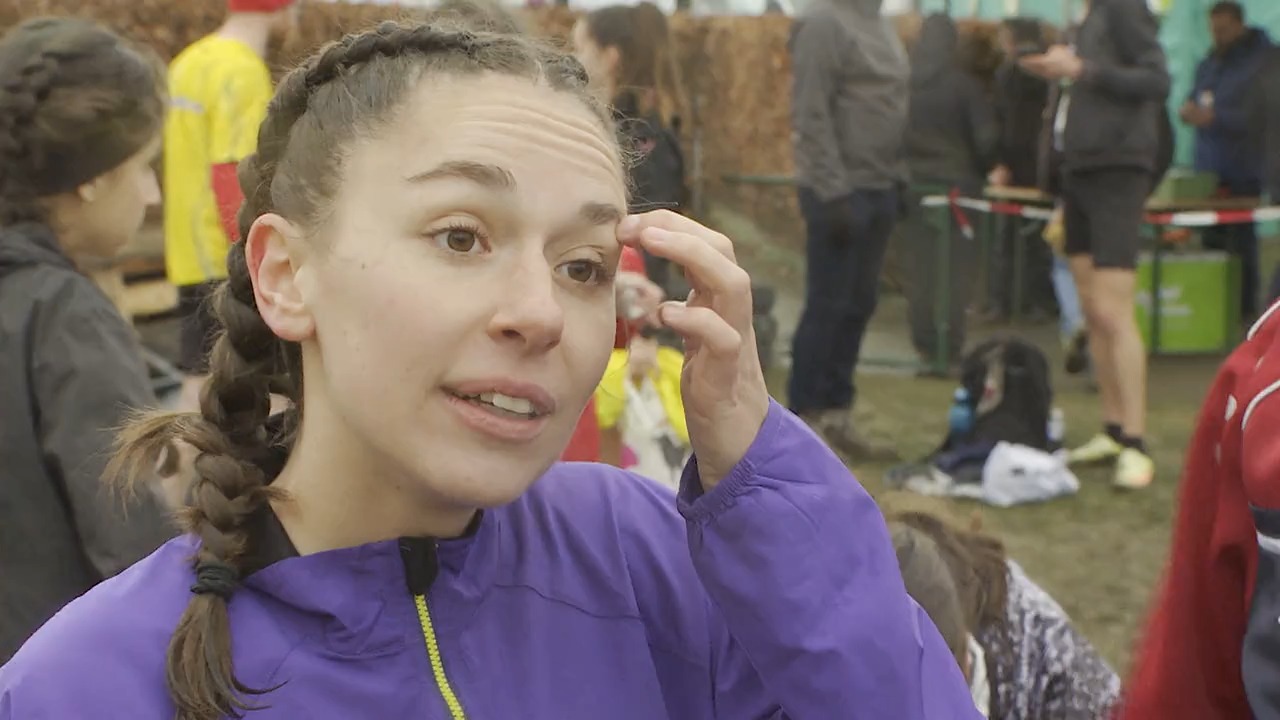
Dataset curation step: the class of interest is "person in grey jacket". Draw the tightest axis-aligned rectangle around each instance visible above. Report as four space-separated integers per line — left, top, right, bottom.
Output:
0 18 175 661
786 0 908 461
902 14 998 371
1021 0 1170 491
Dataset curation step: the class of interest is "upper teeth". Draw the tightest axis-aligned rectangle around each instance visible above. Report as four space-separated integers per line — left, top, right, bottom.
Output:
478 392 535 415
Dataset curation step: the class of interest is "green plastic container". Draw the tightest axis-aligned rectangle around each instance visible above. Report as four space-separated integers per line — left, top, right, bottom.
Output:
1149 169 1219 204
1134 250 1239 354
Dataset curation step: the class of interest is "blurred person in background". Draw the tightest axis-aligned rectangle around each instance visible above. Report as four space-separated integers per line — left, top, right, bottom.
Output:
1021 0 1170 490
0 17 176 662
890 511 1121 719
787 0 908 461
1181 0 1271 323
574 3 690 296
902 13 998 373
986 17 1057 327
163 0 299 412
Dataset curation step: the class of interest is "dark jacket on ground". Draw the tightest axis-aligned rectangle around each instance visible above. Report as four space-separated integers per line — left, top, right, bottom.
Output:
1061 0 1170 175
789 0 909 200
905 14 998 193
1250 47 1280 199
0 222 173 662
1190 27 1272 189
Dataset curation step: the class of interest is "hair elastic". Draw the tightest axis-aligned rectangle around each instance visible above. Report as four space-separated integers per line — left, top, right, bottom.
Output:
190 562 241 601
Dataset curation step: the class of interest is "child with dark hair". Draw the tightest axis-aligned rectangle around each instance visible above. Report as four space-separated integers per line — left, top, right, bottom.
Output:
0 19 977 720
0 16 175 662
890 511 1120 719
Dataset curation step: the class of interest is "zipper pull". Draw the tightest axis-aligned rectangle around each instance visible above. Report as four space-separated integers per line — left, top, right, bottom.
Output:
399 537 439 596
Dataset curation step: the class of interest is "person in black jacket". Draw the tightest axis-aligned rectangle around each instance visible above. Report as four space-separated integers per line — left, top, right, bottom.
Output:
0 17 175 661
573 4 690 297
1021 0 1170 491
902 14 998 371
986 18 1056 324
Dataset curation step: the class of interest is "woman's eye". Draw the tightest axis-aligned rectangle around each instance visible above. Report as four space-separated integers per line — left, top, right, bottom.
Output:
558 259 607 285
430 226 483 255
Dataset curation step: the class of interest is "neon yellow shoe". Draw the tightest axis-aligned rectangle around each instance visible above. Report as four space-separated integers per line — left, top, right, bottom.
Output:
1066 433 1123 465
1114 448 1156 490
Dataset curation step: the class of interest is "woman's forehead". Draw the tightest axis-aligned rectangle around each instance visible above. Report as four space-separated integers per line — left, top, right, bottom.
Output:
339 74 626 212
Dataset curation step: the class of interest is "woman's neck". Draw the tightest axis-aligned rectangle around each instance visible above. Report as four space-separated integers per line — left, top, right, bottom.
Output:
270 384 476 556
216 15 272 58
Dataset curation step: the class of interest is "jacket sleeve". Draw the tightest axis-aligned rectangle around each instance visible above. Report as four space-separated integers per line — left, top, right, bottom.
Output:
1077 0 1170 102
1118 345 1257 720
30 286 174 578
789 18 850 202
677 401 980 719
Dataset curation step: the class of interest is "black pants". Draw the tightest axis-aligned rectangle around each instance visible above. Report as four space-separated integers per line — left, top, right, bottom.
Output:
986 217 1054 316
788 186 897 414
1202 179 1261 321
904 199 973 364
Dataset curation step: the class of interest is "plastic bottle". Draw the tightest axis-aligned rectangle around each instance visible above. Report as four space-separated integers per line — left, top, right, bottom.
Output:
948 388 973 436
1047 407 1065 448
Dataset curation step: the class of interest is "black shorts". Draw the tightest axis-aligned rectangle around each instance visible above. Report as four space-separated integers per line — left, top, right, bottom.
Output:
1062 168 1151 270
176 281 221 374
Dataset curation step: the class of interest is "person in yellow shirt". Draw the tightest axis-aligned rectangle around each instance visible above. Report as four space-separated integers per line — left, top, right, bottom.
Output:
164 0 297 409
595 326 689 490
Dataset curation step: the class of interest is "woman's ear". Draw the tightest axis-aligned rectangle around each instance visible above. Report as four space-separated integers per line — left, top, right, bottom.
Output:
245 214 314 343
76 175 104 204
602 44 621 78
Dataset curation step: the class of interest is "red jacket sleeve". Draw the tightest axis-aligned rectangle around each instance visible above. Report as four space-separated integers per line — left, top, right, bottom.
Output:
1119 311 1280 720
211 162 244 243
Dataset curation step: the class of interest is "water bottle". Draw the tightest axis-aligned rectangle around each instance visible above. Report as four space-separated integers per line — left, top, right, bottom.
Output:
1047 407 1065 449
948 388 973 436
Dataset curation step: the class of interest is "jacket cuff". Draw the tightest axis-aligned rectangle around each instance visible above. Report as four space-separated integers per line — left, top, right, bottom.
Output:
676 400 786 522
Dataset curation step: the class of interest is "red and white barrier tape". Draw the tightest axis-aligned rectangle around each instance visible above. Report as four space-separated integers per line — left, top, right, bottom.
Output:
921 195 1280 228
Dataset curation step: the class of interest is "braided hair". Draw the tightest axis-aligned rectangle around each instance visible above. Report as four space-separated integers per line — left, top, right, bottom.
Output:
106 19 613 720
0 17 164 227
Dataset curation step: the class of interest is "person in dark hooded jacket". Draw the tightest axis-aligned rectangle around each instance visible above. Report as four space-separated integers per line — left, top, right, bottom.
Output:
1182 1 1272 321
0 17 175 662
903 14 997 370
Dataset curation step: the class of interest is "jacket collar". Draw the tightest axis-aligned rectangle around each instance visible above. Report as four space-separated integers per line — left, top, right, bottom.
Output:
0 222 74 275
238 502 500 655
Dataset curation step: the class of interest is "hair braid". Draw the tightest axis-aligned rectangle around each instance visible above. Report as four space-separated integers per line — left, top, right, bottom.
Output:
0 52 60 225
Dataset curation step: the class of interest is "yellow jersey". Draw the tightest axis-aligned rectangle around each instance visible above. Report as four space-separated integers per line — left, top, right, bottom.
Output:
595 346 689 446
163 36 273 287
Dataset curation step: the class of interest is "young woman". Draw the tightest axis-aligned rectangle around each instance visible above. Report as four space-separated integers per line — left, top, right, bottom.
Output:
0 18 176 662
0 20 976 720
889 511 1120 720
573 5 689 296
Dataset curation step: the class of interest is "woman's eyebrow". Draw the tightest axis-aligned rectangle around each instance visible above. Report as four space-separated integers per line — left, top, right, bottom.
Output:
579 202 623 226
405 160 516 190
406 160 622 227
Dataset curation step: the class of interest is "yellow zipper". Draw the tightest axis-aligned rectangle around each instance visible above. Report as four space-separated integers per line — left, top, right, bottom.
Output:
414 594 468 720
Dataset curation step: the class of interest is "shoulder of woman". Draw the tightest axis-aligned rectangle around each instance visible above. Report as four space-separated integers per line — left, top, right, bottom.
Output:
0 536 197 715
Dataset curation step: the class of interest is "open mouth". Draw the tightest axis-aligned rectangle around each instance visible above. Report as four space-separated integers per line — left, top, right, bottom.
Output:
449 391 546 420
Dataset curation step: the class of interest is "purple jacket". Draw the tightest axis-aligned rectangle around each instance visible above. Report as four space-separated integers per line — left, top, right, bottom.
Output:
0 402 978 718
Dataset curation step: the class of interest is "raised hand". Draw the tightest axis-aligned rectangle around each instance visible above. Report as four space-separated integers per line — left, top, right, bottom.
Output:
616 211 769 492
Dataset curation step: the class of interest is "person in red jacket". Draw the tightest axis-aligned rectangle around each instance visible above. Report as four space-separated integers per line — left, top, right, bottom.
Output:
561 246 660 461
1120 300 1280 719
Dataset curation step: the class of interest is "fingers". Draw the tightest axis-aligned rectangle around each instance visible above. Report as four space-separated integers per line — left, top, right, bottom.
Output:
634 228 750 299
619 210 736 262
660 302 741 356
